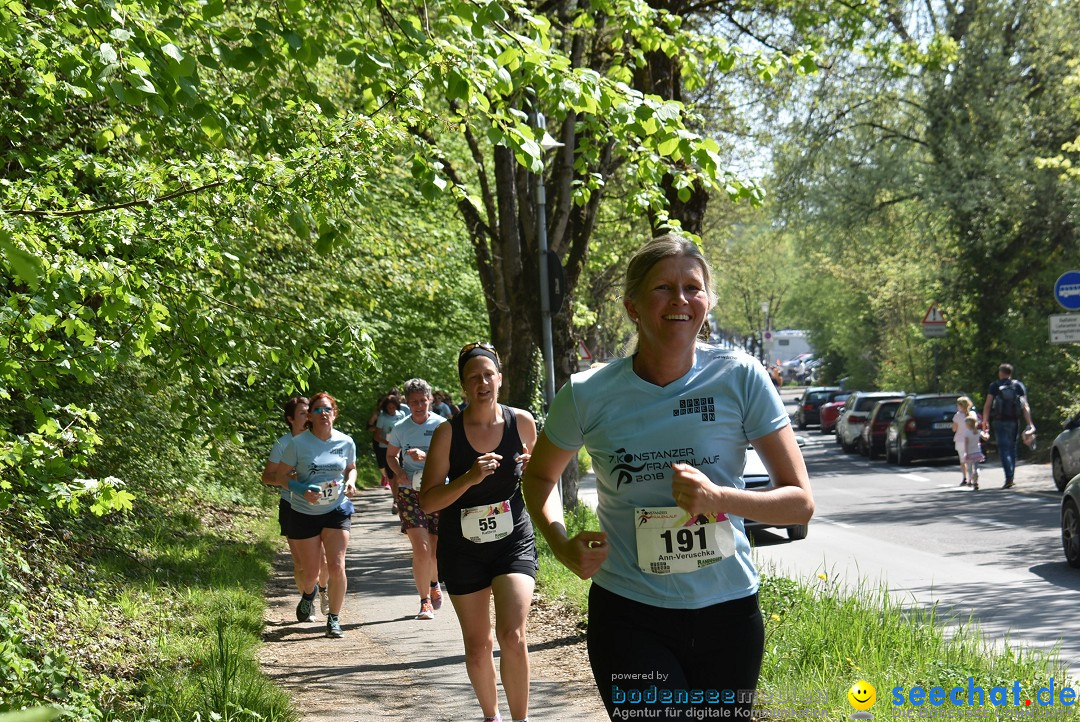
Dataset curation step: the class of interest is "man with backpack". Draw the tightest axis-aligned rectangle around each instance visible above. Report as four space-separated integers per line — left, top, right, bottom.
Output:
981 363 1035 489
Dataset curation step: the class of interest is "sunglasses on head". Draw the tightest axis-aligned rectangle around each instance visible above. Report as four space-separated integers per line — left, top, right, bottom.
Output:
458 341 500 364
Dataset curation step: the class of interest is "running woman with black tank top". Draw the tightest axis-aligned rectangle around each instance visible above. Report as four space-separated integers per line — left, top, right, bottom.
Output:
420 342 538 722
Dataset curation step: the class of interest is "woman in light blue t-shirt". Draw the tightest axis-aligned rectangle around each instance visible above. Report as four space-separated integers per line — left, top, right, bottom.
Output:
276 391 357 639
260 396 329 617
524 234 814 721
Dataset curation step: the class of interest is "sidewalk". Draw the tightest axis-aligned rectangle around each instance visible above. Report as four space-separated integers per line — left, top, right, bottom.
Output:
258 488 608 722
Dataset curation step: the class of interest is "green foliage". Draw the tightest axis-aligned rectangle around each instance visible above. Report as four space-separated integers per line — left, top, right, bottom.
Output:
534 502 599 614
772 0 1080 412
0 601 99 719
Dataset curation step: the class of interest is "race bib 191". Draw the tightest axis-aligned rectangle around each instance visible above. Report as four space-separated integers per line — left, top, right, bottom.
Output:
461 499 513 544
634 506 735 575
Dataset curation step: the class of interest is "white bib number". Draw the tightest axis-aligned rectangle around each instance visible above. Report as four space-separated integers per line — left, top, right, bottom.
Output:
460 499 513 544
313 478 341 507
634 506 735 575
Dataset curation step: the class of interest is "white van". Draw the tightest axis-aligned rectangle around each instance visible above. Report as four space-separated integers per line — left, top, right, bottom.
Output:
765 329 813 365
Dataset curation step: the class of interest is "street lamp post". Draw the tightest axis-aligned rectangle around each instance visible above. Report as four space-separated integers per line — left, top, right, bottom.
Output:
533 110 564 410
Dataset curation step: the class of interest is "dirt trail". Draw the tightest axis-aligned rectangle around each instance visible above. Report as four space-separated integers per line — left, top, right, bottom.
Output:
258 488 608 721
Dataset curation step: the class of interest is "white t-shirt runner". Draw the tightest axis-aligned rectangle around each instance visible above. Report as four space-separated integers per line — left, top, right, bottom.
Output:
281 429 356 515
543 345 790 609
387 413 445 489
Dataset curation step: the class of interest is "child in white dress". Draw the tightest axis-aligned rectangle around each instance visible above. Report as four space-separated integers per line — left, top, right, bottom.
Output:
962 413 986 491
952 397 975 486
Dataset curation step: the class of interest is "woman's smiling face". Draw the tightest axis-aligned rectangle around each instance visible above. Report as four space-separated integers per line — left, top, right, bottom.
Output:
624 254 710 352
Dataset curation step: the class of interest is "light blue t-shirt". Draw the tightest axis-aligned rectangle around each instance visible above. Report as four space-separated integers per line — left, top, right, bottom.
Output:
376 409 407 448
543 344 789 609
387 413 446 489
281 429 356 515
268 432 294 503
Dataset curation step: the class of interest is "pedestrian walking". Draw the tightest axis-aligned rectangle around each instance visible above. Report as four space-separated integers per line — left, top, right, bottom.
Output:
522 233 813 721
980 363 1034 489
952 396 975 486
421 342 539 722
961 413 986 491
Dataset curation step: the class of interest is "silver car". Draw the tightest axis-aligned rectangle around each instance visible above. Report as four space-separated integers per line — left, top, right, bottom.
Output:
1052 412 1080 492
1060 473 1080 567
743 438 808 541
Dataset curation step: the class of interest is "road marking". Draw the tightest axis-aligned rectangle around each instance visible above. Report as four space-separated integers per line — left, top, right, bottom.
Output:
899 473 931 482
811 515 851 528
953 514 1017 530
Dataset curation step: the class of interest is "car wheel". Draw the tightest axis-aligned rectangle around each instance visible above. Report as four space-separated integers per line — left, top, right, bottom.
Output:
787 524 808 541
897 444 910 466
857 438 868 456
797 416 806 430
868 443 879 461
1062 500 1080 568
1053 452 1069 493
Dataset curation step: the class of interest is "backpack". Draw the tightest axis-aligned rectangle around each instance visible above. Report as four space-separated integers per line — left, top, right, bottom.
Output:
993 379 1023 420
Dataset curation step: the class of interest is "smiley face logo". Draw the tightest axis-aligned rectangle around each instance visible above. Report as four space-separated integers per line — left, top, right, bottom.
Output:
848 680 877 715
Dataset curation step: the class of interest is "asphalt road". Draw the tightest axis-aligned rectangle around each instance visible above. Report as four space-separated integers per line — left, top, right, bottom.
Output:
751 387 1080 681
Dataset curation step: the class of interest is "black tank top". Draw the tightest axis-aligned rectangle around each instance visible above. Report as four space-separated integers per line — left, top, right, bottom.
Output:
443 405 531 543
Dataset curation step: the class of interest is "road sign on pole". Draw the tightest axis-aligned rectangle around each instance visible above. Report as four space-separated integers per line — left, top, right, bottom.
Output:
1050 314 1080 344
1054 271 1080 311
921 303 946 338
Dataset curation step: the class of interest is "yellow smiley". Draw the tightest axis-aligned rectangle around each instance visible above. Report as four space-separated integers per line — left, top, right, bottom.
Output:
848 680 876 711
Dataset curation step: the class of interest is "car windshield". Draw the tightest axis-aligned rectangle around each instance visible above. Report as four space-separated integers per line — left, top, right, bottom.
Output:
917 397 960 411
855 397 885 411
807 391 832 404
876 405 898 421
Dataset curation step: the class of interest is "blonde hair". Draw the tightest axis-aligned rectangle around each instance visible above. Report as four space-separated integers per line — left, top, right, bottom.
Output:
957 396 973 412
964 414 979 430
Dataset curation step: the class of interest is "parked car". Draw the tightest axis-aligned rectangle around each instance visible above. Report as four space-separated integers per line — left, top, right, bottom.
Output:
819 393 850 434
794 386 841 429
859 399 904 460
838 391 906 453
1052 412 1080 492
1060 472 1080 567
885 393 965 465
743 442 808 541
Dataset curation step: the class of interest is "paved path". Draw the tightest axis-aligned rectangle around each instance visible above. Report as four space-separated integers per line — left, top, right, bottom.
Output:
258 488 608 721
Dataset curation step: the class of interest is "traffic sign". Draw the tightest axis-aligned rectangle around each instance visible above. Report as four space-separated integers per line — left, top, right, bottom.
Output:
1054 271 1080 311
922 304 946 325
921 303 946 337
1050 314 1080 344
578 340 592 361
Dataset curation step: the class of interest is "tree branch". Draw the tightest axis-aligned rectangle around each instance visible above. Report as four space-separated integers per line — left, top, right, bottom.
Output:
2 179 233 218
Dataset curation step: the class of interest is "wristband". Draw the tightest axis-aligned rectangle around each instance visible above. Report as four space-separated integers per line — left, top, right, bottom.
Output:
288 480 321 495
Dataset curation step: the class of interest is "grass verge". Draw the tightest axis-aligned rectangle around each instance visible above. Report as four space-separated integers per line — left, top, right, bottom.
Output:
1 490 296 721
533 504 1072 720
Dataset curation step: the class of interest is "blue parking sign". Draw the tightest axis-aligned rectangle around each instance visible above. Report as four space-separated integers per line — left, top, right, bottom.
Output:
1055 271 1080 311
